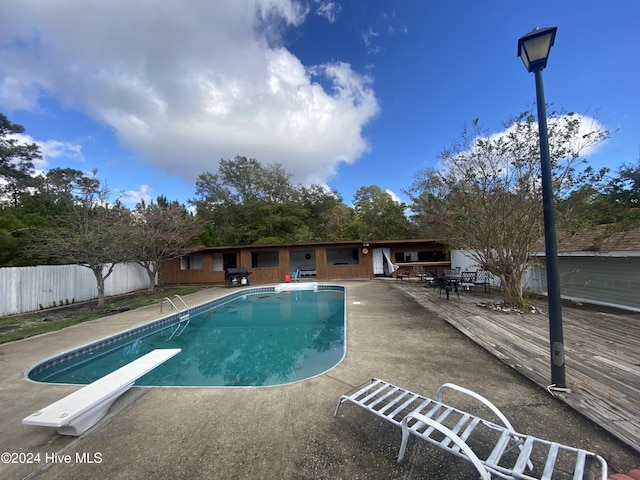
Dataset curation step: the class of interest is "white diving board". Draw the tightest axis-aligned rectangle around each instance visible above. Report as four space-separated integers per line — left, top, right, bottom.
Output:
23 348 181 436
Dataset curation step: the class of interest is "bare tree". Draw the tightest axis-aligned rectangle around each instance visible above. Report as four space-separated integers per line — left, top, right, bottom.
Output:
34 171 137 306
407 110 610 306
132 199 204 291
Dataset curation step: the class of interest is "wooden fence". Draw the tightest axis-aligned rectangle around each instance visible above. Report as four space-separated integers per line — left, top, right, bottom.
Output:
0 263 149 316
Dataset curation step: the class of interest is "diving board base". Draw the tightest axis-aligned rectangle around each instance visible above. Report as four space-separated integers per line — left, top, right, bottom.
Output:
54 382 134 436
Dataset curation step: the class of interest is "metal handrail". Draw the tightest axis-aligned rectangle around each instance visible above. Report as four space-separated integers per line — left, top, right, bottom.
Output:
161 297 178 314
161 296 190 340
172 294 188 311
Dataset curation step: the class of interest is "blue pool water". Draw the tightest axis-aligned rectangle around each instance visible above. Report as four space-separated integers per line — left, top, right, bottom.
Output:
27 285 345 387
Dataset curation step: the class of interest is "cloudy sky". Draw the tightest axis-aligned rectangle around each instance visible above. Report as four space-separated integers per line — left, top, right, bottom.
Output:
1 0 638 206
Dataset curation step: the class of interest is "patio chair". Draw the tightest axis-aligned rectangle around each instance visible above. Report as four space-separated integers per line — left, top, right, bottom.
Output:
459 271 477 293
334 378 608 480
444 267 461 277
474 270 492 293
435 276 459 300
415 267 436 286
444 267 462 284
395 266 411 282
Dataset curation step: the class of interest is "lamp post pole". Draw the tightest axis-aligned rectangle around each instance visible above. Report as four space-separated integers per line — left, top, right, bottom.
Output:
533 66 566 389
518 26 566 389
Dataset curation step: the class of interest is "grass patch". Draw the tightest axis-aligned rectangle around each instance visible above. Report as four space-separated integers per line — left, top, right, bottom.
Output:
0 286 204 345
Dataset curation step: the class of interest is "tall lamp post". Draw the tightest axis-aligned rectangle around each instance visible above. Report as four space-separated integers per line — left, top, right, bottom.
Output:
517 26 566 389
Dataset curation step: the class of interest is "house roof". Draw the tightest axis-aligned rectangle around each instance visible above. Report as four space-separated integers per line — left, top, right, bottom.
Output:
187 238 448 253
534 226 640 254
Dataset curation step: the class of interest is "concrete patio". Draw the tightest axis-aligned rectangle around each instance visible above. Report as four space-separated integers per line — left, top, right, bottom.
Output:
1 281 638 479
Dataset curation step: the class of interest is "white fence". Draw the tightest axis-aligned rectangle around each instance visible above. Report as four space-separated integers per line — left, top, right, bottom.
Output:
450 251 504 288
0 263 150 316
451 250 547 293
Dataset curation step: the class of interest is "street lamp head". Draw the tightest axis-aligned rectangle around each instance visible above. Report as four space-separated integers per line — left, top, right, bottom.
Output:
517 26 557 73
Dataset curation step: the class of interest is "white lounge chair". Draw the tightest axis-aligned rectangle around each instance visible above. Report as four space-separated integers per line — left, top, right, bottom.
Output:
334 378 607 479
23 348 181 436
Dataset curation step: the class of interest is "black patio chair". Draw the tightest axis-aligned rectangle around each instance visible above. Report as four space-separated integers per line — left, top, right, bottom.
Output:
395 266 411 282
435 276 459 300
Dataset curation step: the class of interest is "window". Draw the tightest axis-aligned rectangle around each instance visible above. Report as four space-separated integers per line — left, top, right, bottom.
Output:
399 251 419 262
418 251 446 262
213 253 237 271
395 250 446 263
326 247 359 265
180 254 203 270
251 250 279 268
290 249 316 270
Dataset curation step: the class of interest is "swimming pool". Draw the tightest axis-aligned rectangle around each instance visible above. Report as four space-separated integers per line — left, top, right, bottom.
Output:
26 284 346 387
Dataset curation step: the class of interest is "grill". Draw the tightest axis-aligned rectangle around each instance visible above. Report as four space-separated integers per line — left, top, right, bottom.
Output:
224 267 252 287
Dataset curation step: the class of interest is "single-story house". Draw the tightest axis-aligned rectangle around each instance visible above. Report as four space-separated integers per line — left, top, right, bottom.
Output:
159 239 451 285
529 227 640 313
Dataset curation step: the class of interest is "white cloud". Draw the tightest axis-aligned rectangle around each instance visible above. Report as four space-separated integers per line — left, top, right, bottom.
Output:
10 133 84 172
37 139 84 163
555 113 608 157
362 27 379 48
0 0 379 188
118 184 152 206
361 11 407 55
439 113 610 184
385 188 402 204
486 113 608 158
315 1 342 23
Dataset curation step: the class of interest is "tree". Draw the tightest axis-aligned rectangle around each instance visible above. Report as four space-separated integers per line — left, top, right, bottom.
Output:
0 206 31 265
597 159 640 228
0 113 43 263
323 203 361 240
192 156 318 245
0 113 42 207
407 110 610 306
298 184 347 240
132 199 204 291
34 171 137 306
40 167 89 203
0 168 102 266
561 158 640 233
352 186 413 240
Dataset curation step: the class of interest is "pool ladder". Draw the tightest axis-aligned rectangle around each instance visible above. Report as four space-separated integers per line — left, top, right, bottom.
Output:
161 295 190 340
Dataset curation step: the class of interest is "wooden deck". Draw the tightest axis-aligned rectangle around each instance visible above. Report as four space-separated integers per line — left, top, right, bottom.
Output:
394 280 640 454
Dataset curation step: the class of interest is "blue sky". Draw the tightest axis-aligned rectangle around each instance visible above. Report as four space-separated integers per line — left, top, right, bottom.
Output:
1 0 638 208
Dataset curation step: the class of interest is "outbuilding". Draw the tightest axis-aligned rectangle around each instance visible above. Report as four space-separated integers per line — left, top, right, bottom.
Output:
159 239 451 285
529 227 640 312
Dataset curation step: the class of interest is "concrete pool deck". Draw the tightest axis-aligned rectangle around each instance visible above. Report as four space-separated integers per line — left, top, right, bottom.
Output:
1 281 638 479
